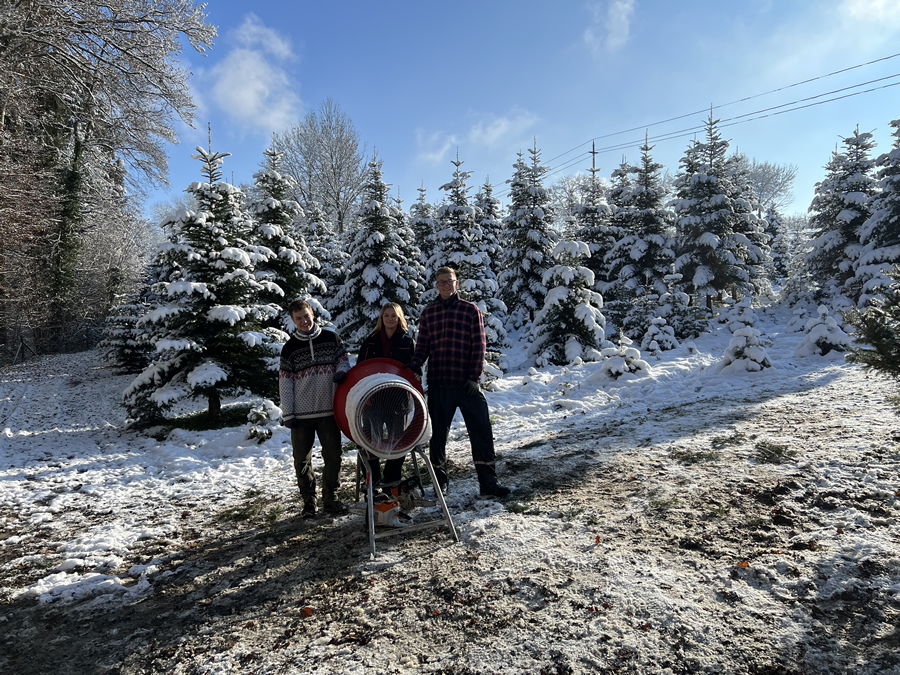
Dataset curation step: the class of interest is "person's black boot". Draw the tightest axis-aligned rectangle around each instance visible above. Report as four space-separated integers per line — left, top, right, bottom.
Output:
479 482 510 498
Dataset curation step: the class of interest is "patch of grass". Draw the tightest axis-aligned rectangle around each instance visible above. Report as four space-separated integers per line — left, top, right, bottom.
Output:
754 440 797 464
745 516 767 530
670 448 721 464
711 432 747 448
649 496 679 511
216 489 270 523
559 506 584 520
706 504 730 519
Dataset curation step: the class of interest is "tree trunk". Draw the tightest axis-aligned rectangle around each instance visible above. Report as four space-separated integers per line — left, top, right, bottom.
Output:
208 389 221 425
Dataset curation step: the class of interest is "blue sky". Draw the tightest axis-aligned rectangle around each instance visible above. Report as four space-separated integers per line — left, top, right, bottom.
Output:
148 0 900 219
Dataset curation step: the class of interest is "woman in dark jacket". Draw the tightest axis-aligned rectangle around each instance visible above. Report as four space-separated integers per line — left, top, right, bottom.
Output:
358 302 415 487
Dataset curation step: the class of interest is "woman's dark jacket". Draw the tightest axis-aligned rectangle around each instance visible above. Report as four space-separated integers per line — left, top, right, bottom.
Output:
358 328 415 366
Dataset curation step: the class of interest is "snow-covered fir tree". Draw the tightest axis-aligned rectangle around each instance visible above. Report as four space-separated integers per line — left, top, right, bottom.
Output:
390 191 426 322
99 292 153 374
656 273 710 340
247 146 325 330
641 316 679 355
529 240 605 367
854 118 900 308
125 147 282 423
499 146 559 329
726 152 771 298
429 157 509 374
722 296 758 333
474 178 505 280
573 145 614 293
605 137 677 335
765 204 792 280
302 202 342 320
409 185 436 271
713 326 772 374
594 333 651 381
672 113 762 308
845 265 900 381
806 127 878 304
793 305 852 357
333 154 419 347
605 136 675 299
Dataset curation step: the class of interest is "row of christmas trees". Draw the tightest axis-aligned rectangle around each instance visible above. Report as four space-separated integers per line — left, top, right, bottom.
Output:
104 112 900 423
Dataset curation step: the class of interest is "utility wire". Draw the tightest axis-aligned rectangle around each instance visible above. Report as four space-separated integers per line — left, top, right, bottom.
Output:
543 51 900 166
495 67 900 196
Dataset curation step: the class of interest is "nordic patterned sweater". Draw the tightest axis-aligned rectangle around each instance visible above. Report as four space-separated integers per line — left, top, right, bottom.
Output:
279 326 350 424
409 293 486 388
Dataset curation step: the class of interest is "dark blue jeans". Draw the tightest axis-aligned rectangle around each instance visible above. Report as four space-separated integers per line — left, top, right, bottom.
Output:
427 385 498 488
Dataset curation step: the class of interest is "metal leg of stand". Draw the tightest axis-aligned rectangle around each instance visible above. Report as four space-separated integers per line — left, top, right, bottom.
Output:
357 453 377 559
414 446 458 542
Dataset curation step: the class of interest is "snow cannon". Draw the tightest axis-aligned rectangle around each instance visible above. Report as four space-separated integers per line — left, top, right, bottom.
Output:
334 357 431 460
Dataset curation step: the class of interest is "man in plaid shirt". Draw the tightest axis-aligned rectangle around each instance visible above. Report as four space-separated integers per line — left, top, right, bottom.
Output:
409 267 510 498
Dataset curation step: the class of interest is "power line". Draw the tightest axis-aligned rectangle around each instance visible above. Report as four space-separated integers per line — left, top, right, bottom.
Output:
543 51 900 167
495 66 900 196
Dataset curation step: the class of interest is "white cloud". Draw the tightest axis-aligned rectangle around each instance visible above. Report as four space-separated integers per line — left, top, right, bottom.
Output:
415 108 539 166
209 48 301 133
841 0 900 23
415 129 459 164
201 14 301 135
468 108 539 147
584 0 636 56
231 13 295 60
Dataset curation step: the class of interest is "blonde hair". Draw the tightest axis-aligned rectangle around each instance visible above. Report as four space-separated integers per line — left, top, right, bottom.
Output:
374 302 408 333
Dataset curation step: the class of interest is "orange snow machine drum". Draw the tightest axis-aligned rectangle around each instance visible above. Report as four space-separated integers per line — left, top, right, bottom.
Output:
334 357 430 460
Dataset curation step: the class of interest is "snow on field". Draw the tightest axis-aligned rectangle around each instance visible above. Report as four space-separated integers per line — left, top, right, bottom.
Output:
1 306 899 674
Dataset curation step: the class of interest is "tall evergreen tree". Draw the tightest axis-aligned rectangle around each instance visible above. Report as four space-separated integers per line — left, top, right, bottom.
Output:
672 113 757 308
302 202 342 320
854 119 900 308
390 192 426 322
247 147 325 330
333 155 417 347
604 136 675 300
725 153 771 297
764 204 791 280
409 185 436 271
125 147 281 423
474 178 505 280
529 240 606 366
806 127 878 303
573 145 614 293
499 145 558 329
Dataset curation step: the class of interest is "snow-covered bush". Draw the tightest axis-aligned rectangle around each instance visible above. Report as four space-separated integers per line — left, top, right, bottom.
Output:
723 297 758 332
656 274 710 340
530 240 605 367
641 317 679 354
596 334 651 380
794 305 852 357
714 326 772 374
246 399 282 444
785 301 815 333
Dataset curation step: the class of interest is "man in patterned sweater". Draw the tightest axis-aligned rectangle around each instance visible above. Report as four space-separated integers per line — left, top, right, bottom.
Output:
408 267 510 498
280 299 351 518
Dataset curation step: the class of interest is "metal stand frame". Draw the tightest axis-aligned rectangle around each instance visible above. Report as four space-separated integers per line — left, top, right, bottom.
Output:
352 446 458 560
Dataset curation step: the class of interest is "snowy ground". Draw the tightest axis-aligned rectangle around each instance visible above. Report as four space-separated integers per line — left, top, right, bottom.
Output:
1 306 899 674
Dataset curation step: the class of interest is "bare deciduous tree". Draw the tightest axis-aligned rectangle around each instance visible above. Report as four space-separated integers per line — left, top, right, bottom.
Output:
274 98 366 234
732 154 799 211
